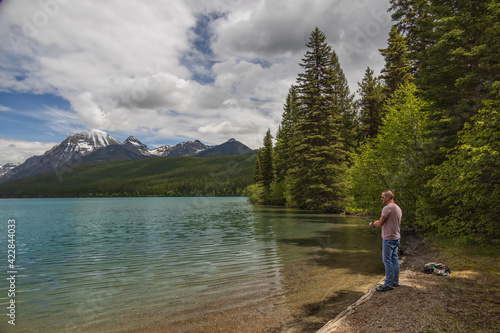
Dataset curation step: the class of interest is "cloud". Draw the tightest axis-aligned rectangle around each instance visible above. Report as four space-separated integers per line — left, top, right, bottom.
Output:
199 121 242 135
0 105 13 111
42 105 83 134
198 120 259 135
0 138 58 165
0 0 392 152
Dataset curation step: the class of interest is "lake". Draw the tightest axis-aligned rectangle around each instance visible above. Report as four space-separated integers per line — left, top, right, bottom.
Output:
0 197 384 332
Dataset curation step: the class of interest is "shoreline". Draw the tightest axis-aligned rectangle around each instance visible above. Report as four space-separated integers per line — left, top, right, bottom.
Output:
314 232 500 332
314 232 420 333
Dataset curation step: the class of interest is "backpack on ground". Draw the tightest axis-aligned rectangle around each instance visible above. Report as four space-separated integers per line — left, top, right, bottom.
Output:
422 262 451 276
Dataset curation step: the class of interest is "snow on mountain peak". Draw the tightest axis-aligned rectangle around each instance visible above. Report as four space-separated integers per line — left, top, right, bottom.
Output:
85 129 112 146
63 130 121 156
0 162 20 178
125 136 142 146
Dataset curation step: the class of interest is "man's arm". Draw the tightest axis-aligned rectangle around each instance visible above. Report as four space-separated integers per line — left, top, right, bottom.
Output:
371 215 387 228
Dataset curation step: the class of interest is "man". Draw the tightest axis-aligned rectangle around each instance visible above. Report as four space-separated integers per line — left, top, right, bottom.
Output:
369 190 402 292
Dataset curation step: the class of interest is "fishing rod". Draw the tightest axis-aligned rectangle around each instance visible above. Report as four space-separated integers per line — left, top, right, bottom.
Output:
359 215 377 228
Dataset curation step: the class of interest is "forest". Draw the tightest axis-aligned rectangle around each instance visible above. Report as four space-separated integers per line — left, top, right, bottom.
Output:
0 154 255 198
249 0 499 242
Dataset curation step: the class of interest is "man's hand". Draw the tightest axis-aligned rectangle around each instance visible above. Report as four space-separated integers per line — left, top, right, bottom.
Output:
377 216 387 227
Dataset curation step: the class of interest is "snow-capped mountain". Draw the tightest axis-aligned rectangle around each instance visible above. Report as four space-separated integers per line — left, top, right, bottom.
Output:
123 136 153 156
54 130 122 163
0 130 121 183
152 140 212 157
0 163 20 178
150 144 172 157
0 130 253 183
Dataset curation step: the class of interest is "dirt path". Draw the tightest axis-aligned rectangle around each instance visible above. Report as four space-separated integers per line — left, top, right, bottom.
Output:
315 233 500 333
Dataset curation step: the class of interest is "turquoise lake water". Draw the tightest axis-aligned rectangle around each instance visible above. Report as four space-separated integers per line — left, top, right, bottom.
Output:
0 197 384 332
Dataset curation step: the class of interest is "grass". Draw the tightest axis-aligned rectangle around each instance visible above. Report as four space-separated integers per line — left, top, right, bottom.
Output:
426 236 500 332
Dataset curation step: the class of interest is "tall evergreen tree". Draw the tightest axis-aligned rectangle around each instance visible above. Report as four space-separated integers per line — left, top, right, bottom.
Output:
420 0 499 155
275 85 299 182
425 92 500 240
260 129 275 191
290 27 350 211
253 152 263 184
330 51 357 151
379 26 413 96
356 67 386 142
388 0 432 74
389 0 500 162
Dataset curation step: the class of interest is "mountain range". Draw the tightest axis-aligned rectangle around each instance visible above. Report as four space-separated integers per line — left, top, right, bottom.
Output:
0 130 254 183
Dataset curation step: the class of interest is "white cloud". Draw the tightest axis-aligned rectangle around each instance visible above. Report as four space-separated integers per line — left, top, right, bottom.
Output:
0 0 392 153
42 106 84 134
0 138 58 165
0 105 13 111
200 121 243 135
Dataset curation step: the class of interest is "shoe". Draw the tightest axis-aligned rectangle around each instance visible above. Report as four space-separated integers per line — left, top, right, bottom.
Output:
393 283 399 287
376 286 394 292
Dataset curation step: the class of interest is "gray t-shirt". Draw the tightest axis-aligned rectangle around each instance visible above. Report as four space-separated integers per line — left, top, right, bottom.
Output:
381 203 402 240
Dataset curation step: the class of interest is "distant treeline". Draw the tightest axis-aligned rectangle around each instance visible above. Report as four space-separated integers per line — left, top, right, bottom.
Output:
0 155 255 198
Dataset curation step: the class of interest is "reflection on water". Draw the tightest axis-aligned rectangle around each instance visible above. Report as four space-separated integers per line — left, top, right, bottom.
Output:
0 198 383 332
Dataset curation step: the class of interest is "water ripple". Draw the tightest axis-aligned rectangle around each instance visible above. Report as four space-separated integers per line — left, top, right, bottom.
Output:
0 197 383 333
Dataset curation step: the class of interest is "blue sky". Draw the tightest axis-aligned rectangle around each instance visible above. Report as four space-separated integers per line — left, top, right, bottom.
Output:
0 0 392 165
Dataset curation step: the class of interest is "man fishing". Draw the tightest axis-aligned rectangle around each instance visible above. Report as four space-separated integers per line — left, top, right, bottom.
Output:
369 190 402 292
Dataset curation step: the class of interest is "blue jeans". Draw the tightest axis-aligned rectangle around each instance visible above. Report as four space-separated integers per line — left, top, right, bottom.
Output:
382 239 400 287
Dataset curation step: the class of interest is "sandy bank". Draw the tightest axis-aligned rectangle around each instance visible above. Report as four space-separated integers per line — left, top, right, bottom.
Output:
315 233 500 333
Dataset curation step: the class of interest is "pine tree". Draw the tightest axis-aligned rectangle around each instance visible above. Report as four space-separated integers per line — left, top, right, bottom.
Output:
253 152 263 184
290 27 350 211
329 51 357 152
426 93 500 240
260 129 275 191
275 86 299 182
379 26 413 96
419 0 500 157
388 0 432 74
357 67 386 141
389 0 500 163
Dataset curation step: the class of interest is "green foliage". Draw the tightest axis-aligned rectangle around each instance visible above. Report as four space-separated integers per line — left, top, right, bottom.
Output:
379 26 413 96
246 181 288 206
275 85 299 182
389 0 432 72
385 0 500 242
260 129 276 191
250 4 499 244
253 151 263 184
0 155 255 198
423 95 500 241
290 28 354 211
357 67 386 142
349 82 429 222
390 0 500 162
330 51 357 152
244 183 265 204
266 181 288 206
418 0 498 108
252 28 355 212
252 129 277 203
